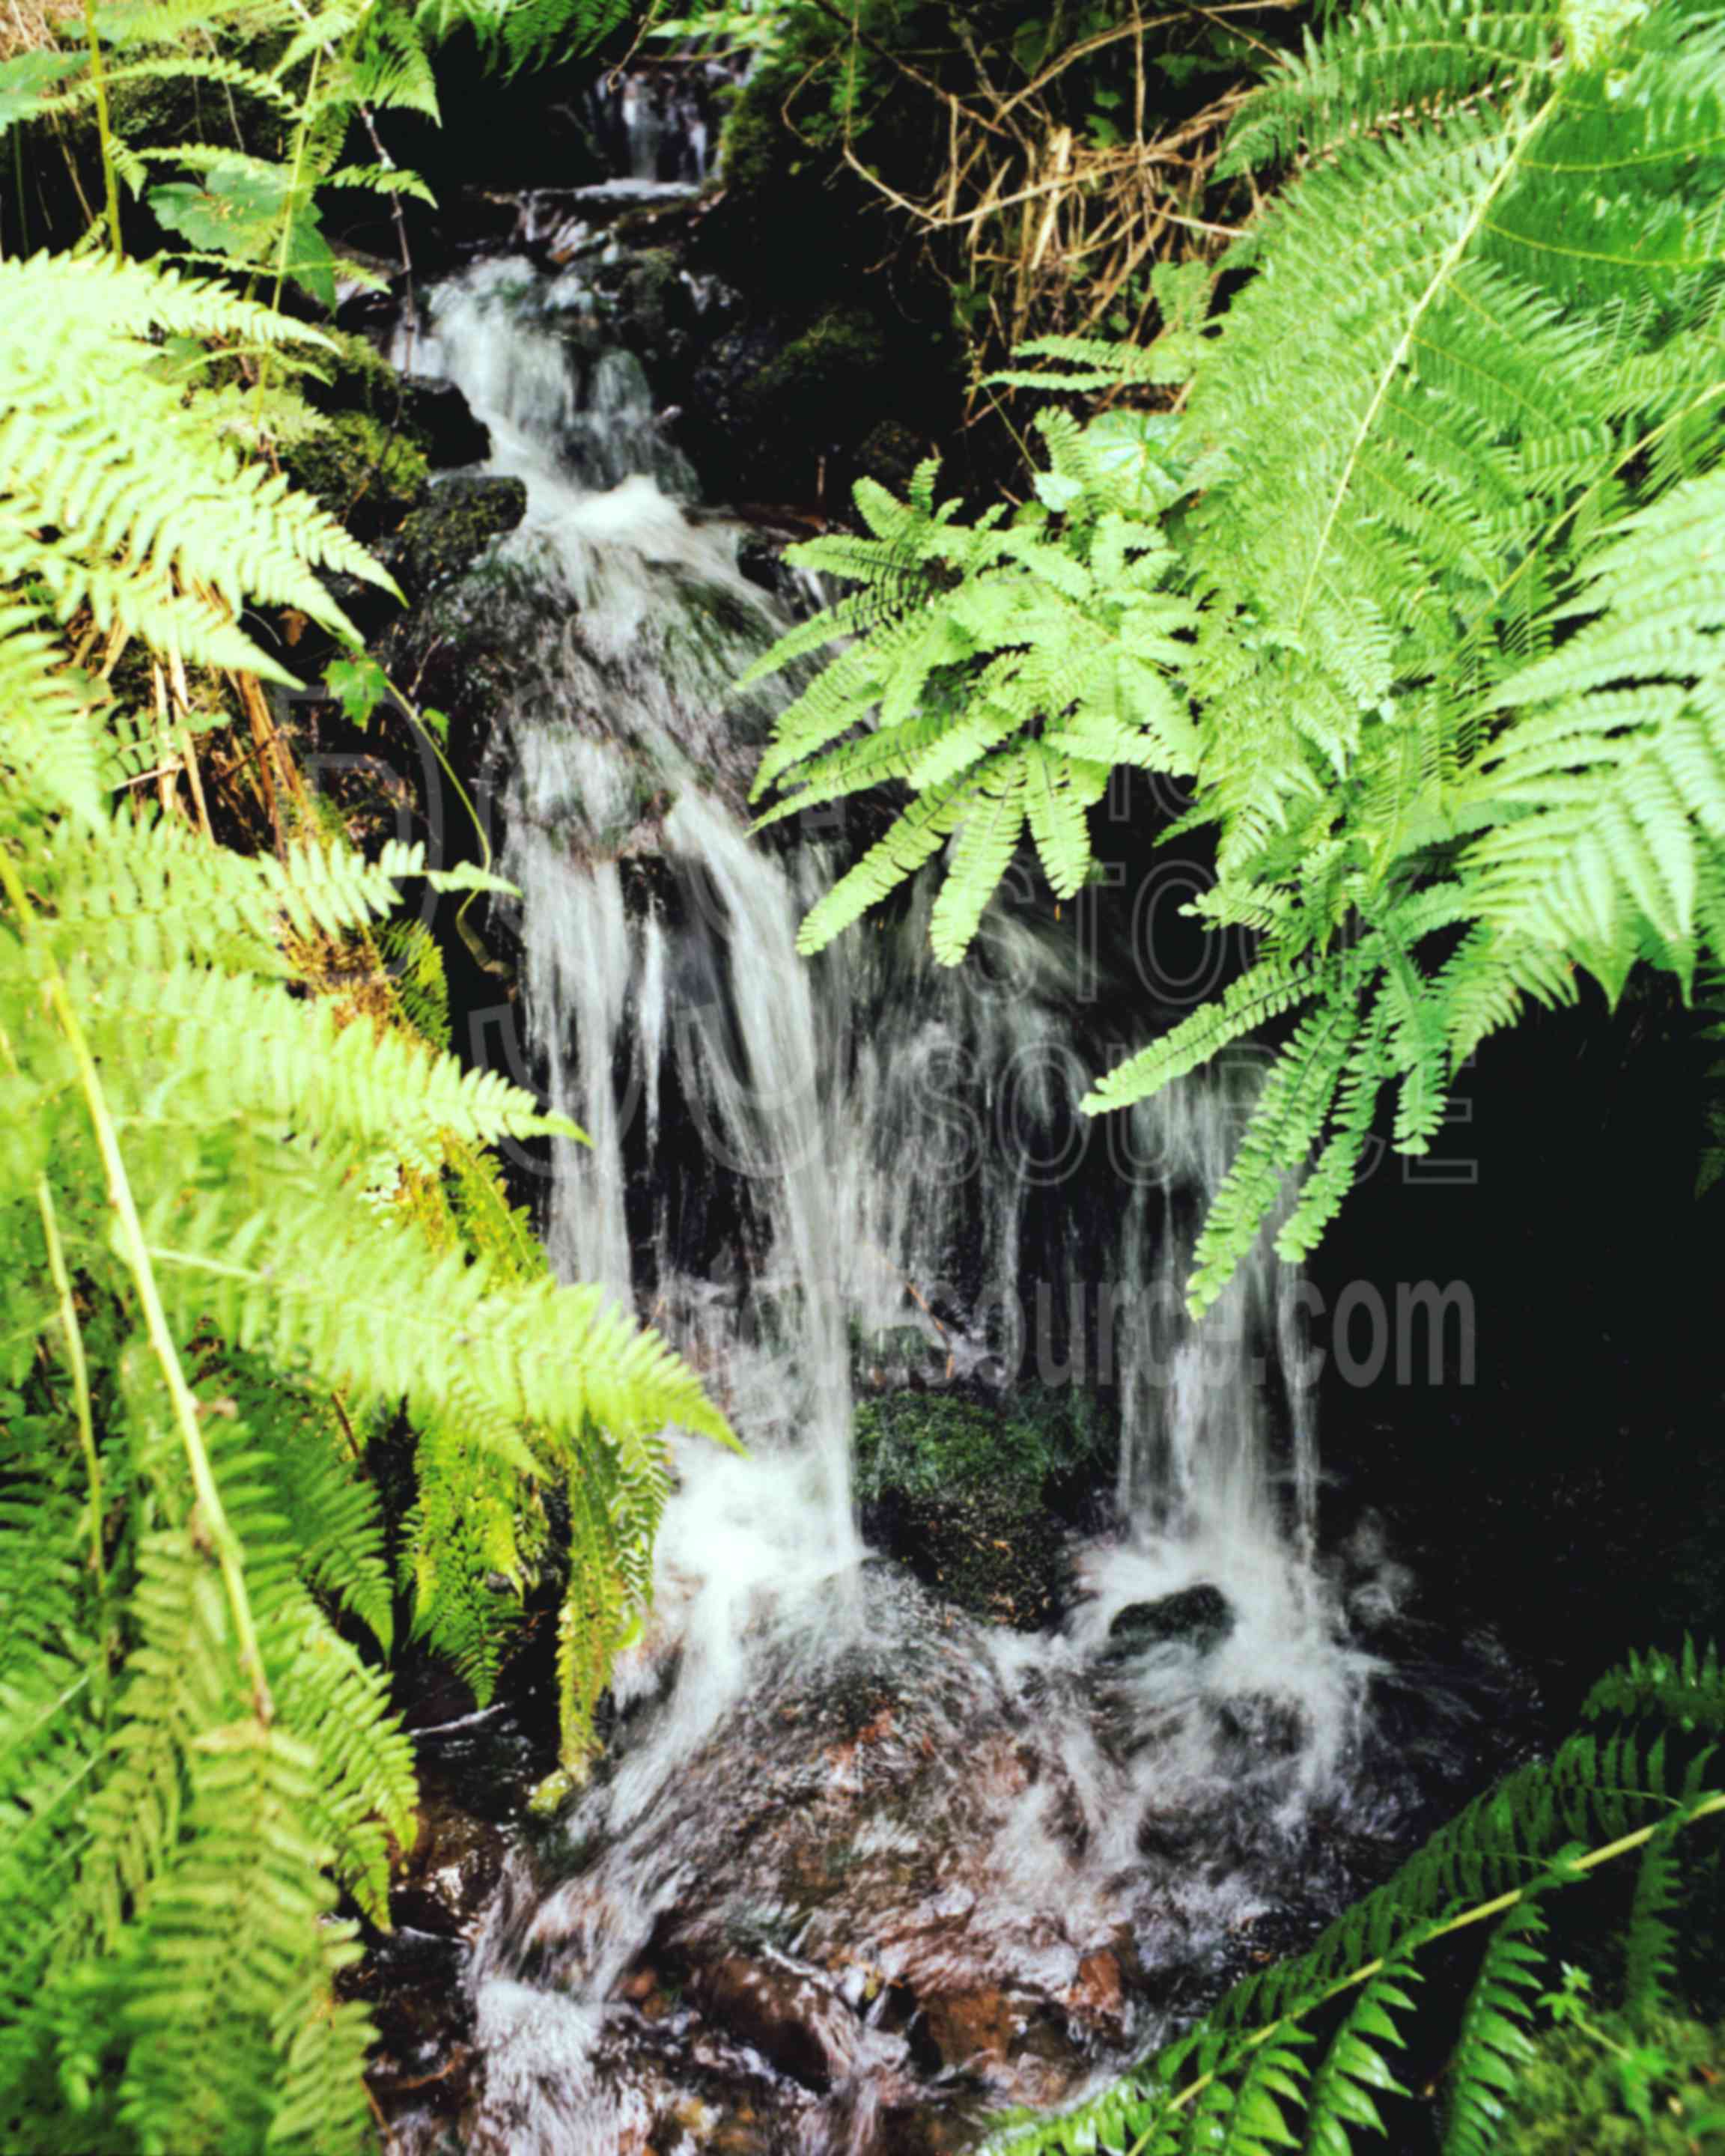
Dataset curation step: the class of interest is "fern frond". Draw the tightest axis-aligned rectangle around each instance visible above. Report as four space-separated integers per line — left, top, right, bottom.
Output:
0 255 393 676
1083 960 1321 1115
1440 1893 1550 2156
752 0 1725 1304
794 777 975 955
929 751 1026 965
1624 1822 1684 2029
1303 1950 1420 2155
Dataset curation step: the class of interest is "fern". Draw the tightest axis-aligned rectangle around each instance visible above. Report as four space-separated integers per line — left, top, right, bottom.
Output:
746 420 1193 964
1302 1949 1420 2156
754 0 1725 1309
1622 1823 1685 2030
983 1645 1725 2156
1440 1894 1549 2156
0 252 728 2151
434 0 648 70
0 0 640 319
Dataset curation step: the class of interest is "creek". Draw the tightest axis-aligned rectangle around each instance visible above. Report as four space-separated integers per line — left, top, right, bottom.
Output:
377 89 1516 2156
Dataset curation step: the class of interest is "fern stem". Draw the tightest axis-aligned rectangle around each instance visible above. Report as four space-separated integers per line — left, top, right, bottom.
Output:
0 847 273 1722
1295 89 1560 633
79 0 123 259
359 103 418 365
378 665 502 968
255 40 322 422
35 1178 104 1602
1124 1790 1725 2154
272 44 320 320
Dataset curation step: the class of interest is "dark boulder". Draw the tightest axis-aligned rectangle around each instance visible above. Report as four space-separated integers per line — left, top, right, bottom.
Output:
1106 1583 1235 1660
389 474 528 601
399 374 492 469
388 1797 506 1937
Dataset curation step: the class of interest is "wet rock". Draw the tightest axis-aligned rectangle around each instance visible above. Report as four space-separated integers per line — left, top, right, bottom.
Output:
606 246 700 377
920 1985 1021 2068
1065 1946 1125 2024
853 1391 1111 1629
389 475 528 600
689 1955 863 2091
438 1562 1451 2153
399 374 491 469
878 1480 1067 1630
350 1923 474 2125
389 1797 505 1937
736 524 785 596
1213 1691 1309 1760
1107 1583 1235 1660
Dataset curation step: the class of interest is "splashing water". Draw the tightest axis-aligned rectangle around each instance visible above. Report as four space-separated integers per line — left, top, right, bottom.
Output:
392 248 1425 2152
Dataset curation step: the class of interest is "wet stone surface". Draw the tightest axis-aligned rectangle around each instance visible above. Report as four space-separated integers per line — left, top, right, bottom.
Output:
1105 1583 1235 1661
375 1565 1500 2156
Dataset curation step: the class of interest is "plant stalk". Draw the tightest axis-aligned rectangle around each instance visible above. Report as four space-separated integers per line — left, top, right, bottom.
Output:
0 844 273 1720
79 0 124 258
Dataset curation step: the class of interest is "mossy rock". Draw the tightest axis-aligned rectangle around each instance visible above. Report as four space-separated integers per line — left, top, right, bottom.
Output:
754 307 887 409
856 1396 1045 1508
1495 2006 1725 2151
716 85 791 210
283 410 430 542
389 475 528 601
854 1392 1112 1630
683 302 902 500
607 247 696 368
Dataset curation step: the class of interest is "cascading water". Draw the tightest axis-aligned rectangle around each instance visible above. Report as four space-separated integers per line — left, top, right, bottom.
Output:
389 206 1440 2154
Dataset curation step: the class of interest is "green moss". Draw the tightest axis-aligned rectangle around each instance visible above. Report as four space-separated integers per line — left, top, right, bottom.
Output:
617 248 681 328
392 475 527 599
1496 2006 1725 2152
283 411 428 536
756 308 887 403
716 83 794 207
853 1390 1111 1628
855 1389 1110 1506
855 1396 1044 1508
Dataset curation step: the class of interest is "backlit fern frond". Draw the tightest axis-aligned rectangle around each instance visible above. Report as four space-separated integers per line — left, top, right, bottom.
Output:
0 240 727 2152
749 415 1193 963
0 257 391 674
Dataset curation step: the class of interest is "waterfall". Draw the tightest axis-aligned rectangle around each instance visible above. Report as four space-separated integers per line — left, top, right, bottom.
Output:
395 240 1396 2154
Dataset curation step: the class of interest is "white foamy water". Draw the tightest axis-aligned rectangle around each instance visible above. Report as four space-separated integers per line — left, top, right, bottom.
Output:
394 249 1399 2154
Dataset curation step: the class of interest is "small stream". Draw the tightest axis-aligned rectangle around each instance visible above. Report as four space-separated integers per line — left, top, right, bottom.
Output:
379 103 1513 2156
